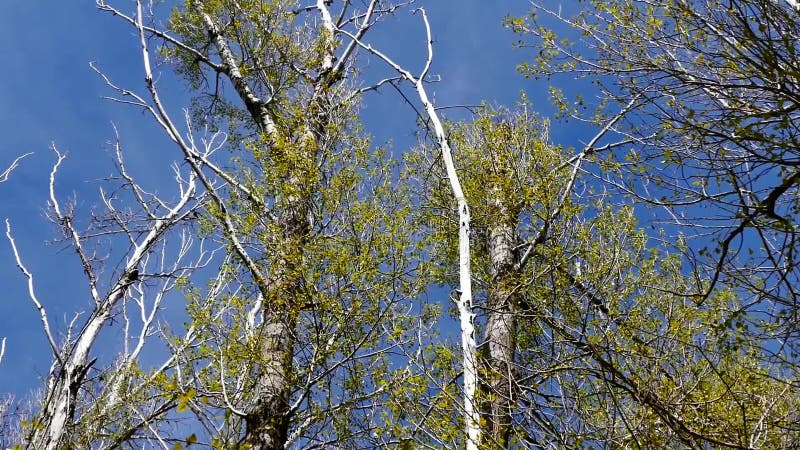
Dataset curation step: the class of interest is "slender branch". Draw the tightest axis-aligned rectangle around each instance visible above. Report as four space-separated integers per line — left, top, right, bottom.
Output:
189 0 278 135
96 0 223 72
6 219 62 363
517 94 641 270
48 145 102 305
330 0 379 76
134 0 270 296
0 152 32 183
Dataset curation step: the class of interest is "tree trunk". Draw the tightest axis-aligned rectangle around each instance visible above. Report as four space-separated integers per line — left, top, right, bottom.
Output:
243 81 329 450
189 2 334 443
480 192 517 449
244 319 295 449
243 131 314 450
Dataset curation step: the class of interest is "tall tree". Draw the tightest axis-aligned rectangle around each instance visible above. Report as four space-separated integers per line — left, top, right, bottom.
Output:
338 10 483 447
1 1 426 448
500 1 800 446
410 103 800 448
5 143 205 450
510 0 800 359
95 0 430 448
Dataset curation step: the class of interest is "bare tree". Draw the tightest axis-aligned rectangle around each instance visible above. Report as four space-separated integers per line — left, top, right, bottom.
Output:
2 139 206 449
336 9 483 448
0 153 31 445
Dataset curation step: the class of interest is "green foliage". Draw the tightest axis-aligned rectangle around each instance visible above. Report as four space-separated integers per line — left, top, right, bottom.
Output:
9 2 800 449
410 98 570 287
507 4 800 444
163 78 428 446
407 100 800 447
509 0 800 313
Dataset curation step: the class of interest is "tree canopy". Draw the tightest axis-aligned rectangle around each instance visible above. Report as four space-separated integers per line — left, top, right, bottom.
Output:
2 1 800 449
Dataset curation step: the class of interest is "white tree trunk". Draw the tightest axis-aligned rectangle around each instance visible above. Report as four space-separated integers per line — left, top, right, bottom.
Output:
415 82 480 450
339 10 481 447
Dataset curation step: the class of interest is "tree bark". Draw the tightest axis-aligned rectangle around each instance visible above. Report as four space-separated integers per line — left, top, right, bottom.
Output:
244 146 313 448
480 188 517 449
244 318 296 449
243 107 316 450
243 45 333 450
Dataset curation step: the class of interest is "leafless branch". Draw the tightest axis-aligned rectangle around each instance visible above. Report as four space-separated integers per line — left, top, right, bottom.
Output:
5 219 62 363
0 153 32 183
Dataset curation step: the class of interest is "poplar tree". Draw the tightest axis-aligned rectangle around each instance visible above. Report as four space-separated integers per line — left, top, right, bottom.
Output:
6 1 426 448
509 0 800 348
409 103 800 448
5 2 800 449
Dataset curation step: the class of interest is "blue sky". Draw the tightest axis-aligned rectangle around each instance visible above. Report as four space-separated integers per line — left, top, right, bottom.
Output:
0 1 568 399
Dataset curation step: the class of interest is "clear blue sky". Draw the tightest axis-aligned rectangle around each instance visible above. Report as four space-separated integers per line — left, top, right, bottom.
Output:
0 1 579 398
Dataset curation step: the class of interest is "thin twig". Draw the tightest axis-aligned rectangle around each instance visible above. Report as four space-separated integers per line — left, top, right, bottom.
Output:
0 152 32 183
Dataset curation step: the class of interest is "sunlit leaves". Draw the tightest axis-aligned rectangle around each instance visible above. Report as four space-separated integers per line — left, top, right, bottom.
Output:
508 1 800 445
